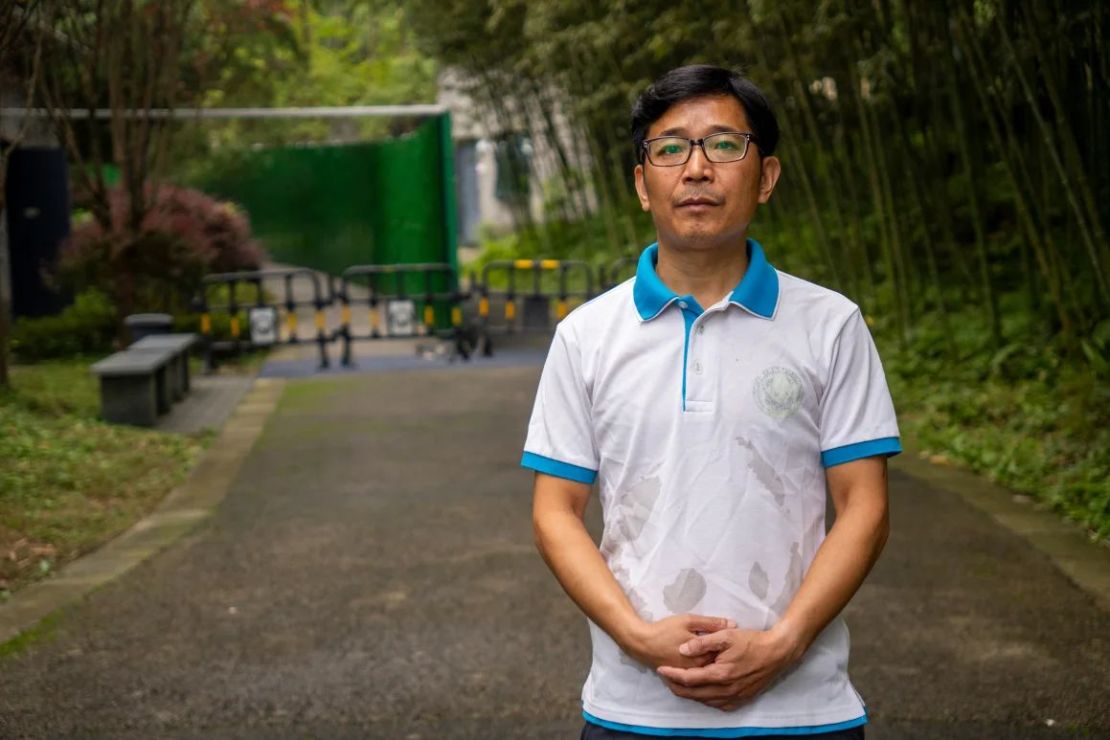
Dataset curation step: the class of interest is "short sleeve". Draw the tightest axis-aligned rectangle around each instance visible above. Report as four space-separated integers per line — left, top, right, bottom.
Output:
520 325 599 484
819 310 902 467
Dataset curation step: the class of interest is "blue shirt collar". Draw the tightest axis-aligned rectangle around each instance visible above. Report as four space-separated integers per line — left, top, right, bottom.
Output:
632 238 780 321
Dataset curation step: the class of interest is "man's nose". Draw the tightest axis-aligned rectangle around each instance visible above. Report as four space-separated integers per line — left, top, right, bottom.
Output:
682 143 713 180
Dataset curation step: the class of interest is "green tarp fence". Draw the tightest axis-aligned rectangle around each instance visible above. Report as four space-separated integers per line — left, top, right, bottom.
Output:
197 115 457 292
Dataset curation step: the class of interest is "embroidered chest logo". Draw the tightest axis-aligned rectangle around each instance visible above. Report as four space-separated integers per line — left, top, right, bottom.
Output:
753 366 805 420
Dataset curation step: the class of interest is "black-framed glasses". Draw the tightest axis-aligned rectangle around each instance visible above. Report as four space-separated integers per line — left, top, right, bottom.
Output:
641 132 758 166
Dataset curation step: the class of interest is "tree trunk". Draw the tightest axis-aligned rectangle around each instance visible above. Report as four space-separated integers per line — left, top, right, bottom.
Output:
0 204 10 387
0 4 47 388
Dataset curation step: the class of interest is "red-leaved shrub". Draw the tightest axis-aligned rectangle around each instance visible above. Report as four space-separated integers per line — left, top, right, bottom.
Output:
60 184 265 320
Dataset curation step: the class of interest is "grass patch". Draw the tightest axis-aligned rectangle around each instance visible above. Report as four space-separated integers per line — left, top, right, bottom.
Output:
879 305 1110 542
0 610 65 660
0 360 207 597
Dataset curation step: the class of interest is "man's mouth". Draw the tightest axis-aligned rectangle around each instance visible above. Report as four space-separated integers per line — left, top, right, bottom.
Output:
676 196 720 209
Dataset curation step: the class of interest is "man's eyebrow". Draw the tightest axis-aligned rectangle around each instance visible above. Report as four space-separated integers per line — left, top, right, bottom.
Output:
655 124 743 137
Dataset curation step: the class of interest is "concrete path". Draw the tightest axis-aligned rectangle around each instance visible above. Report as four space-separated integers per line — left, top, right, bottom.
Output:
154 375 255 435
0 362 1107 738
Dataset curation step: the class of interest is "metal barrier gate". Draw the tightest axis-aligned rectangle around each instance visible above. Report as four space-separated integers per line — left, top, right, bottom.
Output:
476 260 595 350
198 267 332 369
192 257 634 371
336 263 469 366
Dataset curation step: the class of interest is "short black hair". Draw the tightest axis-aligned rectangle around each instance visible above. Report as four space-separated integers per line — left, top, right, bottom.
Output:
631 65 780 161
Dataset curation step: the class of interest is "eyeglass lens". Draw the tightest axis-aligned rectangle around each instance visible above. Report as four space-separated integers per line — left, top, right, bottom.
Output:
645 132 751 166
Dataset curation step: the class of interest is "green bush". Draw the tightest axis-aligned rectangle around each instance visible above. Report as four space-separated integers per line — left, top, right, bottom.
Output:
61 184 265 318
10 290 118 362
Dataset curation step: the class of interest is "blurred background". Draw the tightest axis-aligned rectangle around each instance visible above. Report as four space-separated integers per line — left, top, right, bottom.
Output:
0 2 1108 737
0 0 1106 659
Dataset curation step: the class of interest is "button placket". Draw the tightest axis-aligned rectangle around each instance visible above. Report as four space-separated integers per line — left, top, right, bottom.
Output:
684 310 720 414
688 316 705 393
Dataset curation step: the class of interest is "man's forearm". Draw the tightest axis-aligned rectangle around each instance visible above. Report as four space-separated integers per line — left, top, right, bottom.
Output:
772 492 889 659
534 506 644 648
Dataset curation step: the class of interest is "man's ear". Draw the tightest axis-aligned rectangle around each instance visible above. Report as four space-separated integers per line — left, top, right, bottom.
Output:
634 163 651 212
757 156 781 204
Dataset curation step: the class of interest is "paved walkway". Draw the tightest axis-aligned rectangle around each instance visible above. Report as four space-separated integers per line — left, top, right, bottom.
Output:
154 375 255 435
0 360 1107 738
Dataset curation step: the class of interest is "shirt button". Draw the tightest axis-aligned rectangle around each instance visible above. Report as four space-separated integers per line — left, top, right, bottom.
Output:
697 325 705 335
677 301 688 310
694 361 703 374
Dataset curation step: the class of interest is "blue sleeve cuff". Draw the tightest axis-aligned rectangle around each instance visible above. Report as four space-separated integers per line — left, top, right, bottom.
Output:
521 451 597 484
821 436 902 468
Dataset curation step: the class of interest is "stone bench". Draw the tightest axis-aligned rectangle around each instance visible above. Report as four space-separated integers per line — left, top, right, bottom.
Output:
90 348 176 427
128 333 199 401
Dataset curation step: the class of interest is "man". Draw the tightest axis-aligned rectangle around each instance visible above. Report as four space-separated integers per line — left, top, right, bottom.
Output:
523 65 900 739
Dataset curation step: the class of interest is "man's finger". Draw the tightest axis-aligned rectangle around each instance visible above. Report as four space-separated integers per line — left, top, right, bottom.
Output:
700 698 732 710
657 665 695 686
657 663 728 687
684 614 737 634
679 630 731 657
691 653 715 668
662 678 737 701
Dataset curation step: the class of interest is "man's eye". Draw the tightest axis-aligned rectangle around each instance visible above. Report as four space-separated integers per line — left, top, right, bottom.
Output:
712 140 738 150
660 144 683 154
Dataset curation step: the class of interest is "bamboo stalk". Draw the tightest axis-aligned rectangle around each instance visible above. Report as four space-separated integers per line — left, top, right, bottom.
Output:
943 7 1002 346
955 9 1073 338
849 61 906 344
996 12 1109 308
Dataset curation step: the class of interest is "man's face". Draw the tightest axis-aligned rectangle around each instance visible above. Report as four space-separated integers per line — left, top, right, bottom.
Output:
634 95 780 251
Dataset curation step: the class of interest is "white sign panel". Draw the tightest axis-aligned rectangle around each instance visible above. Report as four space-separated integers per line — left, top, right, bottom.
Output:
249 306 278 346
386 299 417 336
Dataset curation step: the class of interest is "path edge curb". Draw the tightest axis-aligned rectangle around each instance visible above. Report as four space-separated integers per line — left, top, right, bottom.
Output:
892 444 1110 613
0 377 287 647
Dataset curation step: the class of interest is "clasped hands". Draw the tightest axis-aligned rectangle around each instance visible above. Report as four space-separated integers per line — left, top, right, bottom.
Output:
625 613 802 713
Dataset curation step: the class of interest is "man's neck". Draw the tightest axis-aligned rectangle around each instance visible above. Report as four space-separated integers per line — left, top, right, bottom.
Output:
655 235 750 311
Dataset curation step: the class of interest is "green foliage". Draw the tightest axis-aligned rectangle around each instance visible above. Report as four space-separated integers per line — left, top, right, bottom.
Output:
10 290 118 363
882 307 1110 541
1080 320 1110 377
7 281 270 362
171 0 440 183
60 185 264 321
0 360 101 419
405 0 1110 347
0 361 205 595
466 214 651 294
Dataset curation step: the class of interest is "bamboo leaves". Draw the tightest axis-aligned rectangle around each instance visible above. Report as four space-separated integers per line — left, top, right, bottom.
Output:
405 0 1109 361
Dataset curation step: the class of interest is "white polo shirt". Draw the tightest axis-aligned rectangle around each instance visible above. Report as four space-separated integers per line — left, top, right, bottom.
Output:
521 239 901 737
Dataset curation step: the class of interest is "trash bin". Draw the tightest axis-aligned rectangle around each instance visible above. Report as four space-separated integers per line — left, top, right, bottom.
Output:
125 313 174 345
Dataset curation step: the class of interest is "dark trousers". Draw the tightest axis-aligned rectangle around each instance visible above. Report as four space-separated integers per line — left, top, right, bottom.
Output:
581 720 865 740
